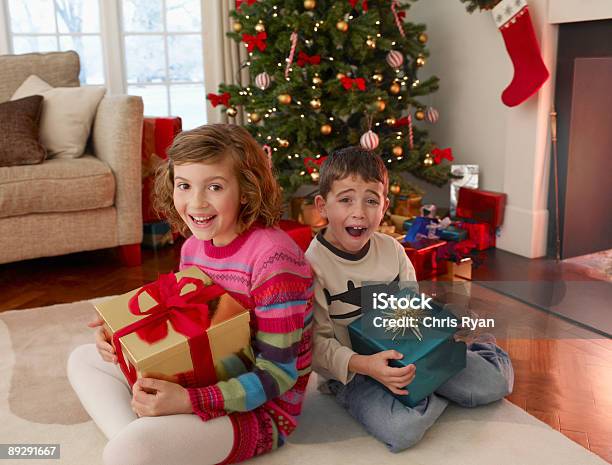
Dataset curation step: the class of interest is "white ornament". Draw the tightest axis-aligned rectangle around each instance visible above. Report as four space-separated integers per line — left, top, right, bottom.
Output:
386 50 404 69
255 72 271 90
360 130 379 150
426 106 439 123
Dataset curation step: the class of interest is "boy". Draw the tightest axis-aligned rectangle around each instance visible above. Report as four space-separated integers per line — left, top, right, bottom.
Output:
305 147 514 452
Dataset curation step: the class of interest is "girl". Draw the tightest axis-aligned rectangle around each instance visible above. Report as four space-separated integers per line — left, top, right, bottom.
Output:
68 124 313 465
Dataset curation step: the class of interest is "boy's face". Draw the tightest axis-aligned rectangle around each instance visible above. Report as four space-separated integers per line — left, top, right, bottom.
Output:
315 175 389 254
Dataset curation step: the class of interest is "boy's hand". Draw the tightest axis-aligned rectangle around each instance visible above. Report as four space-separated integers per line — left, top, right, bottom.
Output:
131 378 192 417
88 315 117 364
350 351 416 396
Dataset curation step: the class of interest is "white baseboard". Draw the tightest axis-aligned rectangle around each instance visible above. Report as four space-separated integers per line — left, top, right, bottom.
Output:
496 205 549 258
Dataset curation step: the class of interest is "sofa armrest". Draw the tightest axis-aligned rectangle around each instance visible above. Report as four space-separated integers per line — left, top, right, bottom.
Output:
92 95 144 245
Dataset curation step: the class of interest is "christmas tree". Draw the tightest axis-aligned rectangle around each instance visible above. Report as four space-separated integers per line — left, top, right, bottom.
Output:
207 0 452 194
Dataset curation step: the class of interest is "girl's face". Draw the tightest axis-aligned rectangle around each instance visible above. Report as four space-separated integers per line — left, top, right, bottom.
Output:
173 158 245 246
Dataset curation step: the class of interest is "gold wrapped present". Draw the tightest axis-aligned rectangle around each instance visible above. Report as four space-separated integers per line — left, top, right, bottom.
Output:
94 267 254 387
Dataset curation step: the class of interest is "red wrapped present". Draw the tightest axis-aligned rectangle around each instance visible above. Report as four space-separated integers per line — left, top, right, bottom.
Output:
403 238 447 280
279 219 313 252
456 187 507 228
457 221 496 251
142 117 182 223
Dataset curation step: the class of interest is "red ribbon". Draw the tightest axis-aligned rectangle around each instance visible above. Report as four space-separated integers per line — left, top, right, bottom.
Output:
235 0 257 11
432 147 454 164
242 32 268 52
304 156 327 174
348 0 368 11
341 77 366 91
297 51 321 67
112 273 226 387
207 92 231 108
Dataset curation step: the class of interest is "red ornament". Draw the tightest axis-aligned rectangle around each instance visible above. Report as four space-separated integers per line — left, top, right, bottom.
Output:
348 0 368 11
340 76 366 91
432 147 454 164
242 32 267 52
297 51 321 67
207 92 231 107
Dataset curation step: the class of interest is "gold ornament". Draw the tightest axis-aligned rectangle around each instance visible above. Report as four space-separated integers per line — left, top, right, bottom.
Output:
366 37 376 48
232 22 243 33
304 0 316 10
320 124 332 135
423 154 434 166
277 93 292 105
372 73 383 84
226 107 237 117
278 139 290 148
310 171 320 182
255 21 265 32
249 112 261 123
390 184 401 195
416 54 426 67
386 117 397 126
376 100 386 112
390 82 401 95
392 146 403 157
310 98 322 110
418 32 428 44
312 75 323 86
336 72 346 80
415 109 425 121
336 20 349 32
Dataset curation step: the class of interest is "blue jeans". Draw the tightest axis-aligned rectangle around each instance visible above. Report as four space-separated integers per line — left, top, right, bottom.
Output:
328 337 514 453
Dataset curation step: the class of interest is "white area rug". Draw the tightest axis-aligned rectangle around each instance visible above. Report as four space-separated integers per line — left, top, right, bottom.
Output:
0 299 607 465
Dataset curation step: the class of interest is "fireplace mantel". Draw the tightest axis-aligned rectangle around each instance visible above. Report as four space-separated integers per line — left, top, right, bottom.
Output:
549 0 612 24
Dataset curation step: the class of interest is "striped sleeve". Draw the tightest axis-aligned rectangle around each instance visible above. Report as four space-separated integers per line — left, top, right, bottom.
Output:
188 246 313 418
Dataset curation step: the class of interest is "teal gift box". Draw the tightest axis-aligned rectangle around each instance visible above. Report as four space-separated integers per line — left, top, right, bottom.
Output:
348 291 466 407
403 219 468 242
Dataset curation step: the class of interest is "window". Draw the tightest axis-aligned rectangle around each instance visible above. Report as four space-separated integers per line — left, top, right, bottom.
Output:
3 0 207 128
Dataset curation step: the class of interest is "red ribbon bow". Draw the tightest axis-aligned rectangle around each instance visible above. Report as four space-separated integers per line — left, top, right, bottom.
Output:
341 77 366 91
348 0 368 11
393 116 411 127
242 32 268 52
207 92 231 108
304 156 327 174
235 0 257 11
113 273 226 387
398 11 406 19
432 147 454 164
297 51 321 67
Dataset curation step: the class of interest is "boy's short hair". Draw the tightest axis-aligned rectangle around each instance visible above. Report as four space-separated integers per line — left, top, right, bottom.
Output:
318 147 389 199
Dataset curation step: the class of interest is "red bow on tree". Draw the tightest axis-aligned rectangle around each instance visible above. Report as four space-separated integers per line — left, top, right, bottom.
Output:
341 77 366 91
432 147 454 164
235 0 257 11
304 156 327 174
207 92 231 108
242 32 267 52
297 51 321 67
393 116 412 127
348 0 368 11
398 11 406 19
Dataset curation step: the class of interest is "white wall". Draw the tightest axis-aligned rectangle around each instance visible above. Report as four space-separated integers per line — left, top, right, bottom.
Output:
408 0 557 258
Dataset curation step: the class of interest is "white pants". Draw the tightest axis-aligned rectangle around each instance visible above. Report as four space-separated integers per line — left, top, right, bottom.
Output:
67 344 234 465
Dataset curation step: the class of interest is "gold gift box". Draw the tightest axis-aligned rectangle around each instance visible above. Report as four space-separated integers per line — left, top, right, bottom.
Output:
94 267 254 385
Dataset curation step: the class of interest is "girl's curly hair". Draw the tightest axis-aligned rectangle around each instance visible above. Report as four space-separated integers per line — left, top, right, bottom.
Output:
153 124 282 237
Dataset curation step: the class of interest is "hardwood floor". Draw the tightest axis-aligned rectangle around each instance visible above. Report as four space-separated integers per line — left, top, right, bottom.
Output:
0 242 611 463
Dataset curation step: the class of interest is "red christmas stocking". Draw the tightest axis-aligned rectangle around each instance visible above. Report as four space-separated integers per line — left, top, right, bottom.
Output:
492 0 549 107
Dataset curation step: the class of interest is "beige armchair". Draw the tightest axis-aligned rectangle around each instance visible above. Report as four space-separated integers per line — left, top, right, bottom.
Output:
0 51 144 265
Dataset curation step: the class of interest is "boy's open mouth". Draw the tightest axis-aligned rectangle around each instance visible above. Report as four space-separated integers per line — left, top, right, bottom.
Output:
346 226 367 237
190 214 215 226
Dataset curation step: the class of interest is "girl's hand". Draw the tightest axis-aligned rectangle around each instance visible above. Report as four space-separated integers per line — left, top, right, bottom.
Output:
350 351 416 396
131 378 192 417
88 315 117 364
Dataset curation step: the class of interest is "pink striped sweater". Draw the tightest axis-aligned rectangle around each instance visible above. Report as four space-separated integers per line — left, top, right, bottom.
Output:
179 224 313 464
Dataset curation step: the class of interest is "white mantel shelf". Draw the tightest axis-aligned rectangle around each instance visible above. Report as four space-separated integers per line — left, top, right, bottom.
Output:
549 0 612 24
